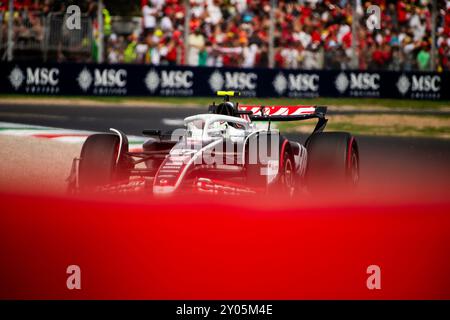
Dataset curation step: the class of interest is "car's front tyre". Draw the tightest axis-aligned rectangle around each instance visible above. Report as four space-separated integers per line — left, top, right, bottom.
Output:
78 133 129 190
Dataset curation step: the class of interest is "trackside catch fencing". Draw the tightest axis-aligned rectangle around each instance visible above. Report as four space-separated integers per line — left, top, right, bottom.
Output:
0 12 93 62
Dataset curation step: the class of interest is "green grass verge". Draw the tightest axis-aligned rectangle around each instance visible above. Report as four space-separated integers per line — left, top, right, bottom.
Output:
325 123 450 139
1 94 449 109
277 116 450 139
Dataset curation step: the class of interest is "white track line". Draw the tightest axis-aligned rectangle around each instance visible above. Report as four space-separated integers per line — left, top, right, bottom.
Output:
0 122 147 150
162 118 185 126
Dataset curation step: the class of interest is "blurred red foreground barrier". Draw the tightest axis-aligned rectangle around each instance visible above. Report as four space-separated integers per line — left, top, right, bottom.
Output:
0 192 449 299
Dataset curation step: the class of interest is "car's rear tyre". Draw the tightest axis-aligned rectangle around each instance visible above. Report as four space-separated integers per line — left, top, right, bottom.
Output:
305 132 359 192
78 134 128 190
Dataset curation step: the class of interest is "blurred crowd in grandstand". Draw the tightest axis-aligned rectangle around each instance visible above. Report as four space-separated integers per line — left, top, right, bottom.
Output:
1 0 450 71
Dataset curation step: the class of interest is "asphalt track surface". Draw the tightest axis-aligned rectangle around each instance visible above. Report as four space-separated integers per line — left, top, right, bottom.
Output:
0 103 449 197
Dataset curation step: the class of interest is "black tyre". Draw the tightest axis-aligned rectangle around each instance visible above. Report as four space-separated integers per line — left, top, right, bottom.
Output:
279 149 296 196
245 133 266 188
305 132 359 192
78 134 128 189
246 133 295 195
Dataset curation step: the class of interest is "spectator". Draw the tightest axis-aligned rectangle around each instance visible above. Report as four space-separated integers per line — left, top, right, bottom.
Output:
303 41 324 70
164 37 179 65
187 27 205 66
198 45 208 66
280 41 300 69
242 43 258 68
124 34 138 63
402 36 416 71
417 43 431 70
107 34 122 63
142 2 157 34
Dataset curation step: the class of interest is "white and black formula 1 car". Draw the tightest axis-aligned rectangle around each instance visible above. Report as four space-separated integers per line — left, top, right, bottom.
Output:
67 91 359 196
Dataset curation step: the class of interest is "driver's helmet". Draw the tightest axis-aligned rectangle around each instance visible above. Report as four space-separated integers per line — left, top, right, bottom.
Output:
216 101 235 116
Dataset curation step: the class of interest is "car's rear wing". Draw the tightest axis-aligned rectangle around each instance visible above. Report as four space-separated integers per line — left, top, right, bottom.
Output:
210 92 328 133
237 105 327 121
237 105 328 133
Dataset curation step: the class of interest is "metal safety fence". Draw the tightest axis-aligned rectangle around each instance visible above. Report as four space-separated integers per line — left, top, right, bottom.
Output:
43 12 93 62
1 10 93 62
